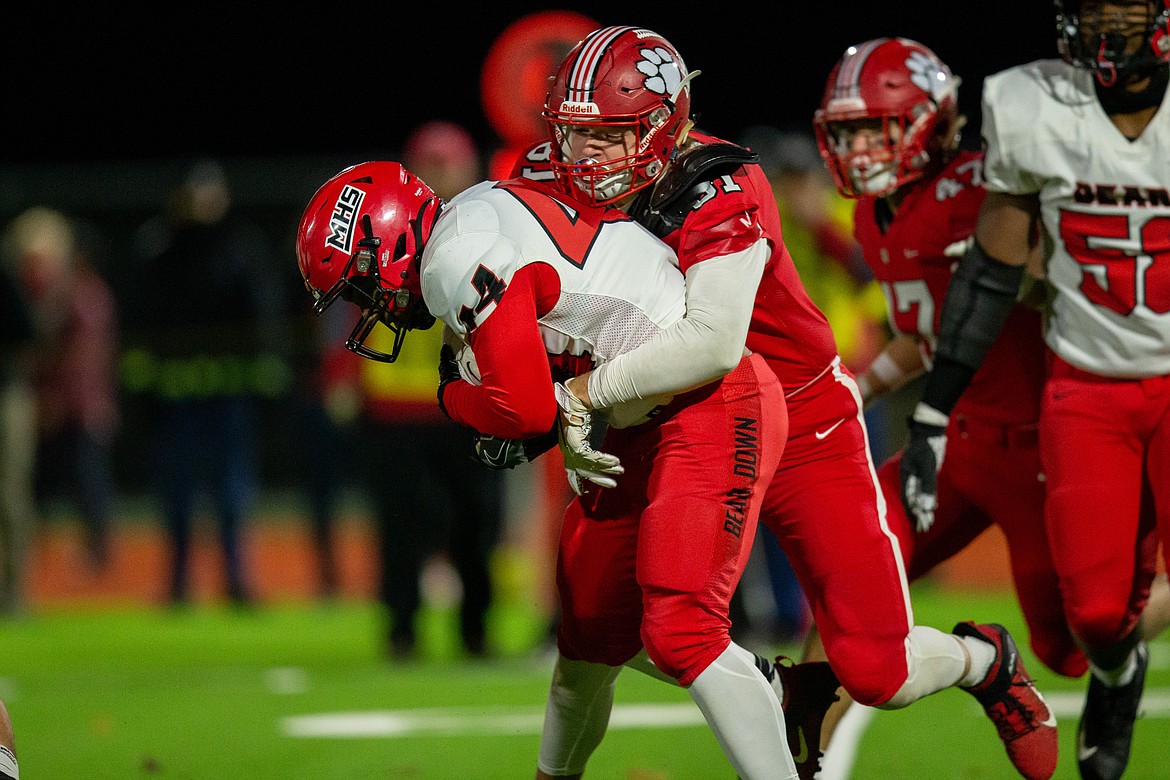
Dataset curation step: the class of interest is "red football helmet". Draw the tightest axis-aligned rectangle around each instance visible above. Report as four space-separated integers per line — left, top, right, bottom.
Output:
814 37 962 198
296 161 443 363
543 26 697 206
1056 0 1170 86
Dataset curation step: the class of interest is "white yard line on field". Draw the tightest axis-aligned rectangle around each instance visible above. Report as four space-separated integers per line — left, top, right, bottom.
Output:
280 688 1170 780
281 689 1170 740
282 702 707 738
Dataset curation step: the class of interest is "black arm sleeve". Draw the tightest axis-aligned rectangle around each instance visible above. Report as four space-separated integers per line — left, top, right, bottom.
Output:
921 241 1024 416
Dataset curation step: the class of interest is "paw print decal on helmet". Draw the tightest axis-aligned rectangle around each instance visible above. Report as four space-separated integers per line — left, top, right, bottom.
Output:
906 51 949 101
636 47 684 97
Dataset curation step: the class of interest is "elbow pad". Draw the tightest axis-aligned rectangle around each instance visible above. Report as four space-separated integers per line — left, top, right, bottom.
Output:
923 242 1023 416
936 241 1024 371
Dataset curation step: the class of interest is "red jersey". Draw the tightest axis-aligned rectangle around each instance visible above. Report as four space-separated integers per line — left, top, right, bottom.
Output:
513 130 839 396
853 151 1045 426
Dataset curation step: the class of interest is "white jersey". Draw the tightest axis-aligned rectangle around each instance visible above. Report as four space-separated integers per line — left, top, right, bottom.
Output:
420 179 686 421
982 59 1170 377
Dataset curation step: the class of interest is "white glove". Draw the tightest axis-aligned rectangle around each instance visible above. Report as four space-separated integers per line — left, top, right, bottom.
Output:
442 325 482 385
554 381 623 495
564 468 586 497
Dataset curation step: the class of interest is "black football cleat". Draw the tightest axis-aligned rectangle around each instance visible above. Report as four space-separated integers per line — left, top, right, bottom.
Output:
1076 641 1148 780
775 658 841 780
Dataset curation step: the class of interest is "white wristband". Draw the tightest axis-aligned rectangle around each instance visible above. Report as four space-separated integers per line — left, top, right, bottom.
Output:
868 351 906 388
856 373 874 404
911 402 950 427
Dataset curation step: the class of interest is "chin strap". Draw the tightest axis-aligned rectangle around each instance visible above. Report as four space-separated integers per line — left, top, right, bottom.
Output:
1096 39 1120 87
1095 63 1170 114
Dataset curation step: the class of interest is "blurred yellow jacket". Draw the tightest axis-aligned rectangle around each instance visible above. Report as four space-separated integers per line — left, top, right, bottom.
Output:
358 324 446 423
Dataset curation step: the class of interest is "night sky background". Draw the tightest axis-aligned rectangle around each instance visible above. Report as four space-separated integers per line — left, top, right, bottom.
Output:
10 2 1058 166
2 3 1063 488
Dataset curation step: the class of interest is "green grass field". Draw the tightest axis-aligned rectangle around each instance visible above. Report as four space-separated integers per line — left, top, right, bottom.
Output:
1 583 1166 779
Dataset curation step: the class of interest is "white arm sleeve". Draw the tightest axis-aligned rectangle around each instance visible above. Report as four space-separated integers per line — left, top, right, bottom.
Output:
587 237 769 408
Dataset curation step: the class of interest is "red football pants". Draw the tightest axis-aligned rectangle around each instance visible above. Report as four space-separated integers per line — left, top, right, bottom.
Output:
1041 356 1170 652
556 353 785 686
761 357 911 706
878 412 1086 678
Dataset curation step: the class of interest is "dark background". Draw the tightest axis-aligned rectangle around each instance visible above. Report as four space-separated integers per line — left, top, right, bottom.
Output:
3 3 1060 493
9 3 1055 166
2 3 1062 261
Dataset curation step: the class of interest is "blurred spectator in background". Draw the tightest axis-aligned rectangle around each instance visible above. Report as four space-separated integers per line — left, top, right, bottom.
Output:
6 207 120 571
317 121 505 658
290 300 353 599
404 120 481 199
740 124 886 375
290 122 492 610
121 158 287 606
0 227 38 617
398 120 503 658
742 124 896 457
323 322 503 658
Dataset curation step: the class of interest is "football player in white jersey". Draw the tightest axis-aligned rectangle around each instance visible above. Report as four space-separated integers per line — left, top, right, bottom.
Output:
296 161 801 779
900 3 1170 778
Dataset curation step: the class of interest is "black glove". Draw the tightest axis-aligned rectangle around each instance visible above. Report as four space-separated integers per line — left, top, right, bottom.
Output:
472 423 559 470
473 436 531 470
899 412 948 533
437 344 461 419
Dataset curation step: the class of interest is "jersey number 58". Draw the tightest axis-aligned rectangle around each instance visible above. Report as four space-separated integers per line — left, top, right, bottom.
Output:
1061 212 1170 315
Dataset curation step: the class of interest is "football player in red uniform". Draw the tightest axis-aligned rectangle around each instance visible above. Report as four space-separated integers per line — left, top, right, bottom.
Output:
297 162 799 779
807 36 1080 769
510 25 1058 780
900 3 1170 778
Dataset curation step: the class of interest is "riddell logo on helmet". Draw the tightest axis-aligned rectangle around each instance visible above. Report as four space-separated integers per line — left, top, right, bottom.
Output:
559 101 600 116
326 185 365 254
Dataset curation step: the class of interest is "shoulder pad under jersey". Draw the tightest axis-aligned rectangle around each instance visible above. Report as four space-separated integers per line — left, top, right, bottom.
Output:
628 142 759 238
